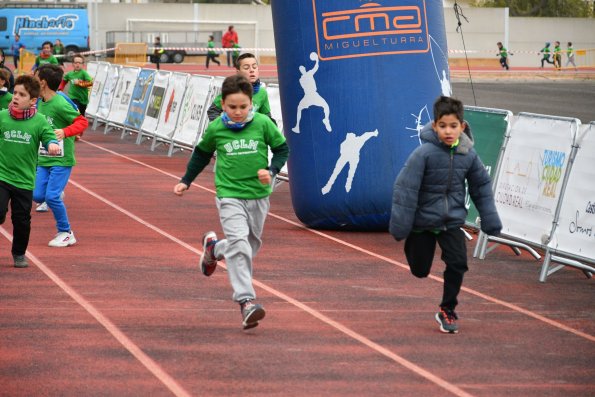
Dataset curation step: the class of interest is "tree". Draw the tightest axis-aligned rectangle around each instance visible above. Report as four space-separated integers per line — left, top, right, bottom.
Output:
471 0 593 17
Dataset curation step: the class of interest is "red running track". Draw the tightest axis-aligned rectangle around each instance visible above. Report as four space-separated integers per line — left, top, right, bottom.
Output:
0 127 593 397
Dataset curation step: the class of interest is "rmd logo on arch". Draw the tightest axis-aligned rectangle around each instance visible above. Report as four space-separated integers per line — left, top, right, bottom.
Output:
312 0 430 60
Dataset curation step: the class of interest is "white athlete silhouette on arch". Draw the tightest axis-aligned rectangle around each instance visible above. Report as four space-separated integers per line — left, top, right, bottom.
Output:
321 129 379 195
292 52 332 133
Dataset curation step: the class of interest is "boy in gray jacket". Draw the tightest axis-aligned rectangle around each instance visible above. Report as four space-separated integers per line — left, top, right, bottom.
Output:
389 96 502 334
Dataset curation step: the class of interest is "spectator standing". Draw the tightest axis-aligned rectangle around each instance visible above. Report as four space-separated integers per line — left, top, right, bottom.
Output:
222 25 239 67
0 49 15 93
205 35 221 69
53 39 65 65
153 37 164 70
10 33 26 71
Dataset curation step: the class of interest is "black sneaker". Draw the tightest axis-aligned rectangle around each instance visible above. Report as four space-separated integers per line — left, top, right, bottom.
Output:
435 307 459 334
240 300 266 330
199 231 218 276
13 255 29 268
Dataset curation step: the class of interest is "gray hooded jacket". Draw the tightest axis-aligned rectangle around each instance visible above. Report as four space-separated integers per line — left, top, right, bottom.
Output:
389 122 502 240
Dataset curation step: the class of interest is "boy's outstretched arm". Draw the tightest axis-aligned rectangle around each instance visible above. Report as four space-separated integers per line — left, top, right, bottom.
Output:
60 115 88 138
174 147 213 196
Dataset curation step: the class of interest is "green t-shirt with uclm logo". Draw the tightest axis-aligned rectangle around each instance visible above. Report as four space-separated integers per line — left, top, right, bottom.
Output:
0 110 56 190
37 93 81 167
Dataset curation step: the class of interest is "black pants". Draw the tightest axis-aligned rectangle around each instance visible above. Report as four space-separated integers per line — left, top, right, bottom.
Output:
206 54 220 68
0 181 33 256
499 56 509 70
73 99 87 117
404 228 468 311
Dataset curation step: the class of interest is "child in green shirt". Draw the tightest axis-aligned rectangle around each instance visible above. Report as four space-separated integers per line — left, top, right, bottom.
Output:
34 64 88 248
174 75 289 330
205 35 221 69
0 69 13 110
32 41 59 72
60 54 93 116
0 75 60 268
207 53 274 124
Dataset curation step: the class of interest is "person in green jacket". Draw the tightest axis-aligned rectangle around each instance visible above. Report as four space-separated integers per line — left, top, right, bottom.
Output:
0 75 60 268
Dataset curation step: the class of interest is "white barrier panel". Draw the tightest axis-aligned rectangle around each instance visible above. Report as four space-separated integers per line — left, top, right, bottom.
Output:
494 113 579 246
266 83 289 177
124 69 155 131
95 63 120 121
153 72 189 141
86 62 109 118
140 70 171 136
171 75 213 148
548 122 595 260
106 66 140 126
86 61 99 80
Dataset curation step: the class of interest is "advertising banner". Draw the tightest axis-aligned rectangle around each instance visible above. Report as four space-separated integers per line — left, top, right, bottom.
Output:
140 70 170 135
172 75 213 148
272 0 451 229
154 72 189 140
125 69 155 130
548 122 595 261
95 63 120 120
107 66 140 126
86 62 109 118
494 114 579 245
464 106 511 227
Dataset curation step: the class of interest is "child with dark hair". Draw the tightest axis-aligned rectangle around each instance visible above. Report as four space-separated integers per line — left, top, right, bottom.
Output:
0 69 13 110
60 54 93 116
390 96 502 334
205 35 221 69
0 75 60 268
0 48 15 94
207 53 273 123
32 41 59 71
174 74 289 330
34 64 88 247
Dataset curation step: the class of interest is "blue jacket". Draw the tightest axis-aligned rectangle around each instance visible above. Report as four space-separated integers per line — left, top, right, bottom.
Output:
389 122 502 240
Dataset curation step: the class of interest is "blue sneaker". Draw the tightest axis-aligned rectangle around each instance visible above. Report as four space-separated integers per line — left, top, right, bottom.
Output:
200 231 218 276
435 307 459 334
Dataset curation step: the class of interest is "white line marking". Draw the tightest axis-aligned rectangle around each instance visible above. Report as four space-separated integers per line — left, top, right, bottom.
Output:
66 178 474 397
0 227 192 397
80 138 595 343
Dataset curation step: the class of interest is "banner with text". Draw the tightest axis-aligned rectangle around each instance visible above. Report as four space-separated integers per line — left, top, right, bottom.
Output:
153 72 189 141
107 66 140 126
171 75 213 148
494 114 579 246
86 62 109 118
547 122 595 262
125 69 155 130
96 63 120 121
141 70 170 135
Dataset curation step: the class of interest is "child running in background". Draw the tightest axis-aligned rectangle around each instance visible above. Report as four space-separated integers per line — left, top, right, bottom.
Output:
207 53 274 123
174 75 289 330
32 41 59 72
389 96 502 334
0 69 13 110
565 42 577 70
539 42 554 68
553 41 562 70
205 35 221 69
34 64 88 247
0 75 60 268
496 42 510 70
60 54 93 116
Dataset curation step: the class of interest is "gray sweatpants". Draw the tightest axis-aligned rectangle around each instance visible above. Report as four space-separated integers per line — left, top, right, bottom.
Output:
213 197 270 302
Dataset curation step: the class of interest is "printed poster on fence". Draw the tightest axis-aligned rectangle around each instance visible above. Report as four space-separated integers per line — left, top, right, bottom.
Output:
494 115 577 245
107 66 140 125
172 75 212 147
154 72 189 140
548 123 595 260
140 70 170 134
125 69 155 130
96 63 120 120
86 62 108 117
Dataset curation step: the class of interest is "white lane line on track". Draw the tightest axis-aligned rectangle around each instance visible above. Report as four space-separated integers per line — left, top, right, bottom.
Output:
80 138 595 344
0 228 192 397
66 178 474 397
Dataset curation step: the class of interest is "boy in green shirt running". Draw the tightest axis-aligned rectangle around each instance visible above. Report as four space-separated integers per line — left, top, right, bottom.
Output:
207 53 274 124
34 64 88 248
205 35 221 69
0 75 60 268
60 54 93 116
32 41 59 72
174 75 289 330
0 69 13 110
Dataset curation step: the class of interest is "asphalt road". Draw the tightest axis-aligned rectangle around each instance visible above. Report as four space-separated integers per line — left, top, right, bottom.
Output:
451 81 595 123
